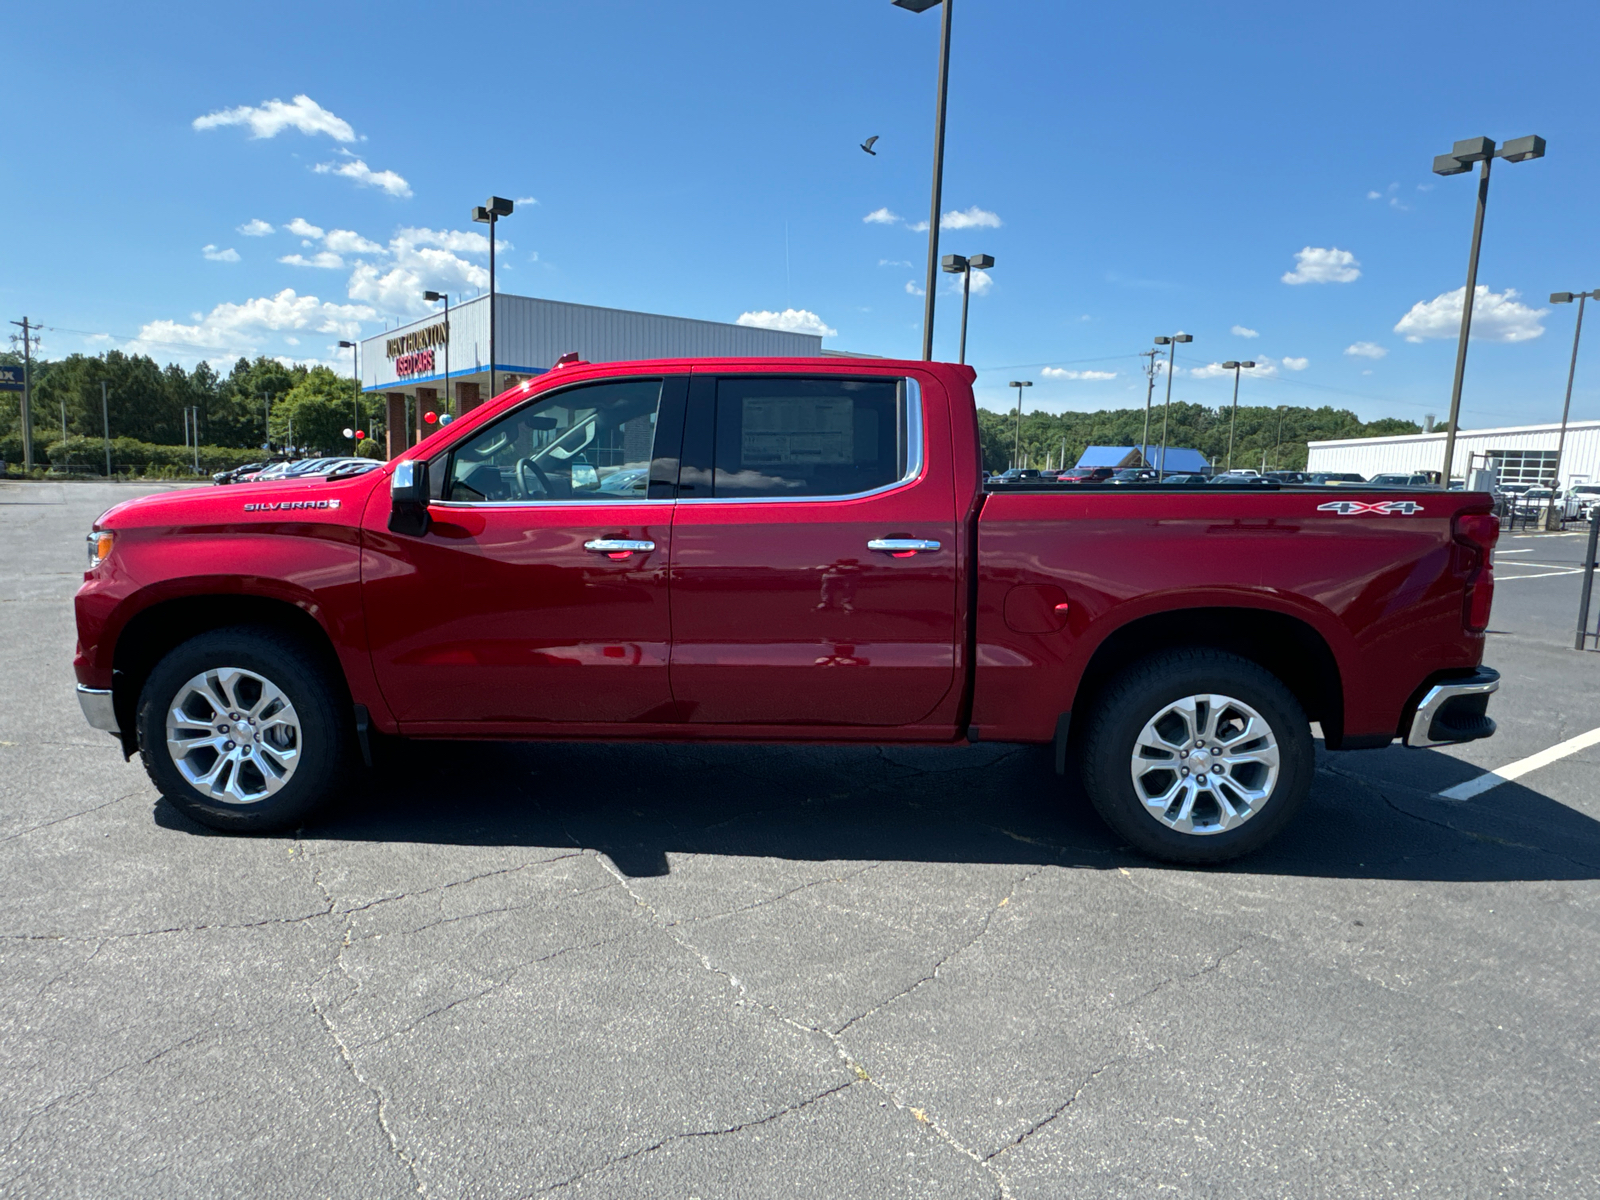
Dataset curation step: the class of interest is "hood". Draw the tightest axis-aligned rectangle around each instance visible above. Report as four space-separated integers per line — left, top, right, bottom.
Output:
95 469 389 530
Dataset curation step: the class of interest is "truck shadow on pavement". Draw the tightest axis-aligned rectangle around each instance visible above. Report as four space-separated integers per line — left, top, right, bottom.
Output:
156 738 1600 882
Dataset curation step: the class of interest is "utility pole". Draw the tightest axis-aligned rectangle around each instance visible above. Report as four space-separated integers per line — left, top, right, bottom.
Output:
8 317 40 472
100 381 111 478
1139 348 1160 465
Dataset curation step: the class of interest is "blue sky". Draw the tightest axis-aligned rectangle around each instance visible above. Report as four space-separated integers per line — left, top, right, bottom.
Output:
6 0 1599 428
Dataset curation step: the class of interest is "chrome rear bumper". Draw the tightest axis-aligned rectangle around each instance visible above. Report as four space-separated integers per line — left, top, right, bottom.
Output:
77 685 119 734
1405 667 1499 748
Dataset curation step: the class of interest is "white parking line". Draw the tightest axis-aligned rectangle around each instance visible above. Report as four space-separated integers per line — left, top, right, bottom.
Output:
1496 569 1584 581
1439 724 1600 800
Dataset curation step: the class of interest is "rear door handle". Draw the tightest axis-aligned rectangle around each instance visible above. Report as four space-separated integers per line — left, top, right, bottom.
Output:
867 538 941 556
584 538 656 560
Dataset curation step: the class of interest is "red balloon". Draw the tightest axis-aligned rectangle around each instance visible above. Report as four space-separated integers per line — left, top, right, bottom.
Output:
355 430 365 439
424 411 438 424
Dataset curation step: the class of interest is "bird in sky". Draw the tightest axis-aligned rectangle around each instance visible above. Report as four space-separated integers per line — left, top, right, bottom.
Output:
860 135 879 156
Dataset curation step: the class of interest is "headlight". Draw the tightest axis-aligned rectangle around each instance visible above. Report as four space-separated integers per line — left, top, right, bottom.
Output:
86 530 114 569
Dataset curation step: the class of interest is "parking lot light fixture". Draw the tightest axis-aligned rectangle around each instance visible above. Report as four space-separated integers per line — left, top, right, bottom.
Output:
1154 333 1193 480
1432 134 1547 485
894 0 953 360
1009 379 1032 468
1223 360 1257 471
472 197 515 396
942 252 993 365
1548 289 1600 517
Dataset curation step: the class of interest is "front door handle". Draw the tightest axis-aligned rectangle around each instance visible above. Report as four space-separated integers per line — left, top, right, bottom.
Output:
584 538 656 560
867 538 941 557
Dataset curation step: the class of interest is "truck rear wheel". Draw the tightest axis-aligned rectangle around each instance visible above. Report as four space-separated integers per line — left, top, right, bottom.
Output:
1079 649 1312 864
137 627 349 833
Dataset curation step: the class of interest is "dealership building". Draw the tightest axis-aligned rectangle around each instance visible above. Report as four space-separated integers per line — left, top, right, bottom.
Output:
359 292 829 456
1306 419 1600 488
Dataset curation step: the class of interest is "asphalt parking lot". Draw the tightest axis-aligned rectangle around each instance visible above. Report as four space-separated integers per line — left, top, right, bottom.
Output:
3 480 1598 1199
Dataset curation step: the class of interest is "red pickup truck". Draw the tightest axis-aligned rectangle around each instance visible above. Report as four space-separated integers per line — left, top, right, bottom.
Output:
73 357 1500 863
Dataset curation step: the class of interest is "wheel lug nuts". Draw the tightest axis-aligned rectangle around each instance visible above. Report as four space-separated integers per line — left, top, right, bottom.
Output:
217 724 229 732
242 746 252 755
223 740 235 750
229 713 239 720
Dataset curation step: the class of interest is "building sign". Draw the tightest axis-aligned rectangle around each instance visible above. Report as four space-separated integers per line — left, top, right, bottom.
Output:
395 350 435 377
386 322 448 360
0 364 22 392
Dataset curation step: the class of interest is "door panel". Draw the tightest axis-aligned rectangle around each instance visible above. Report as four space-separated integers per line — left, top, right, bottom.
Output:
363 375 684 726
668 373 959 726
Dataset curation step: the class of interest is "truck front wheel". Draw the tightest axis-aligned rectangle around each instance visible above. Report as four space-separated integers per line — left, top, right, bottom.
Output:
1079 650 1312 864
136 627 350 833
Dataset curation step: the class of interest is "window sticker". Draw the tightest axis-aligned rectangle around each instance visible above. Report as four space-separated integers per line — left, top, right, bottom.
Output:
741 397 854 465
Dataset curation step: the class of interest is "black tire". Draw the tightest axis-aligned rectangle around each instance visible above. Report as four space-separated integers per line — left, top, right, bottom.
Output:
137 626 351 833
1078 649 1312 864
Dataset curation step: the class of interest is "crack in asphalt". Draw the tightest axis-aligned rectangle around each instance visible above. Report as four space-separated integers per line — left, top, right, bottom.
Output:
0 790 141 843
524 1080 861 1196
1117 942 1252 1011
671 862 887 928
984 1062 1116 1163
832 868 1044 1037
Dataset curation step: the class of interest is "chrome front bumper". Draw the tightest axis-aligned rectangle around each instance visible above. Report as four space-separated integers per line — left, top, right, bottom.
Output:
1405 667 1499 748
77 685 119 733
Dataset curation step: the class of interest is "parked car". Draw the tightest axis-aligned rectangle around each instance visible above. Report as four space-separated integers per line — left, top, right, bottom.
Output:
1568 483 1600 519
212 462 267 486
74 357 1501 866
1158 473 1209 484
1306 472 1366 485
1512 487 1581 519
1369 473 1432 487
1263 471 1312 484
992 468 1041 482
1105 468 1160 484
1210 473 1276 486
1055 466 1116 484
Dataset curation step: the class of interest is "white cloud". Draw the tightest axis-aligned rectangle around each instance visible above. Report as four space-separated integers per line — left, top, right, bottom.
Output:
1041 367 1116 381
1187 362 1233 379
323 228 384 255
1366 190 1382 200
905 281 924 296
513 196 539 206
735 309 837 338
1345 341 1388 359
202 244 240 263
1393 286 1547 344
940 206 1002 230
236 219 274 237
313 157 412 198
193 94 356 142
1231 325 1259 338
962 269 993 296
395 227 504 255
287 217 324 239
134 288 375 353
279 251 344 269
1281 356 1309 371
879 258 913 267
864 207 902 225
1281 246 1361 285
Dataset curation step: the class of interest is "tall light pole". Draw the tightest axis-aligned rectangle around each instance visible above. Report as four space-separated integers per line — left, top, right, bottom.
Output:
424 290 451 413
338 339 359 448
1152 333 1192 480
1009 379 1032 467
893 0 953 361
1139 347 1161 466
1272 405 1288 472
471 196 515 396
7 316 40 472
1222 360 1257 471
1549 289 1598 521
1431 134 1546 485
940 253 993 364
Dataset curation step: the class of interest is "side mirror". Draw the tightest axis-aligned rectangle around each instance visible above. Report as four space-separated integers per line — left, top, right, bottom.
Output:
388 459 431 537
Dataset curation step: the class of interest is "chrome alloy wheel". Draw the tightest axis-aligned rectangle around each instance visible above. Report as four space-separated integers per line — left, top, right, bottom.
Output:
1129 693 1280 835
165 667 302 805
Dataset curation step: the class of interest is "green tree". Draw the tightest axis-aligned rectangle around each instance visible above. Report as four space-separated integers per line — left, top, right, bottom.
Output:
269 365 378 455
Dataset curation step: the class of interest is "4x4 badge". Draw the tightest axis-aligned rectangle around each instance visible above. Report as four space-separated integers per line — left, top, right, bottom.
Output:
1317 499 1425 515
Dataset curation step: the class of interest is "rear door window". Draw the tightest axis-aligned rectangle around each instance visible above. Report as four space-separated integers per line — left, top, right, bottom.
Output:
695 376 911 500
